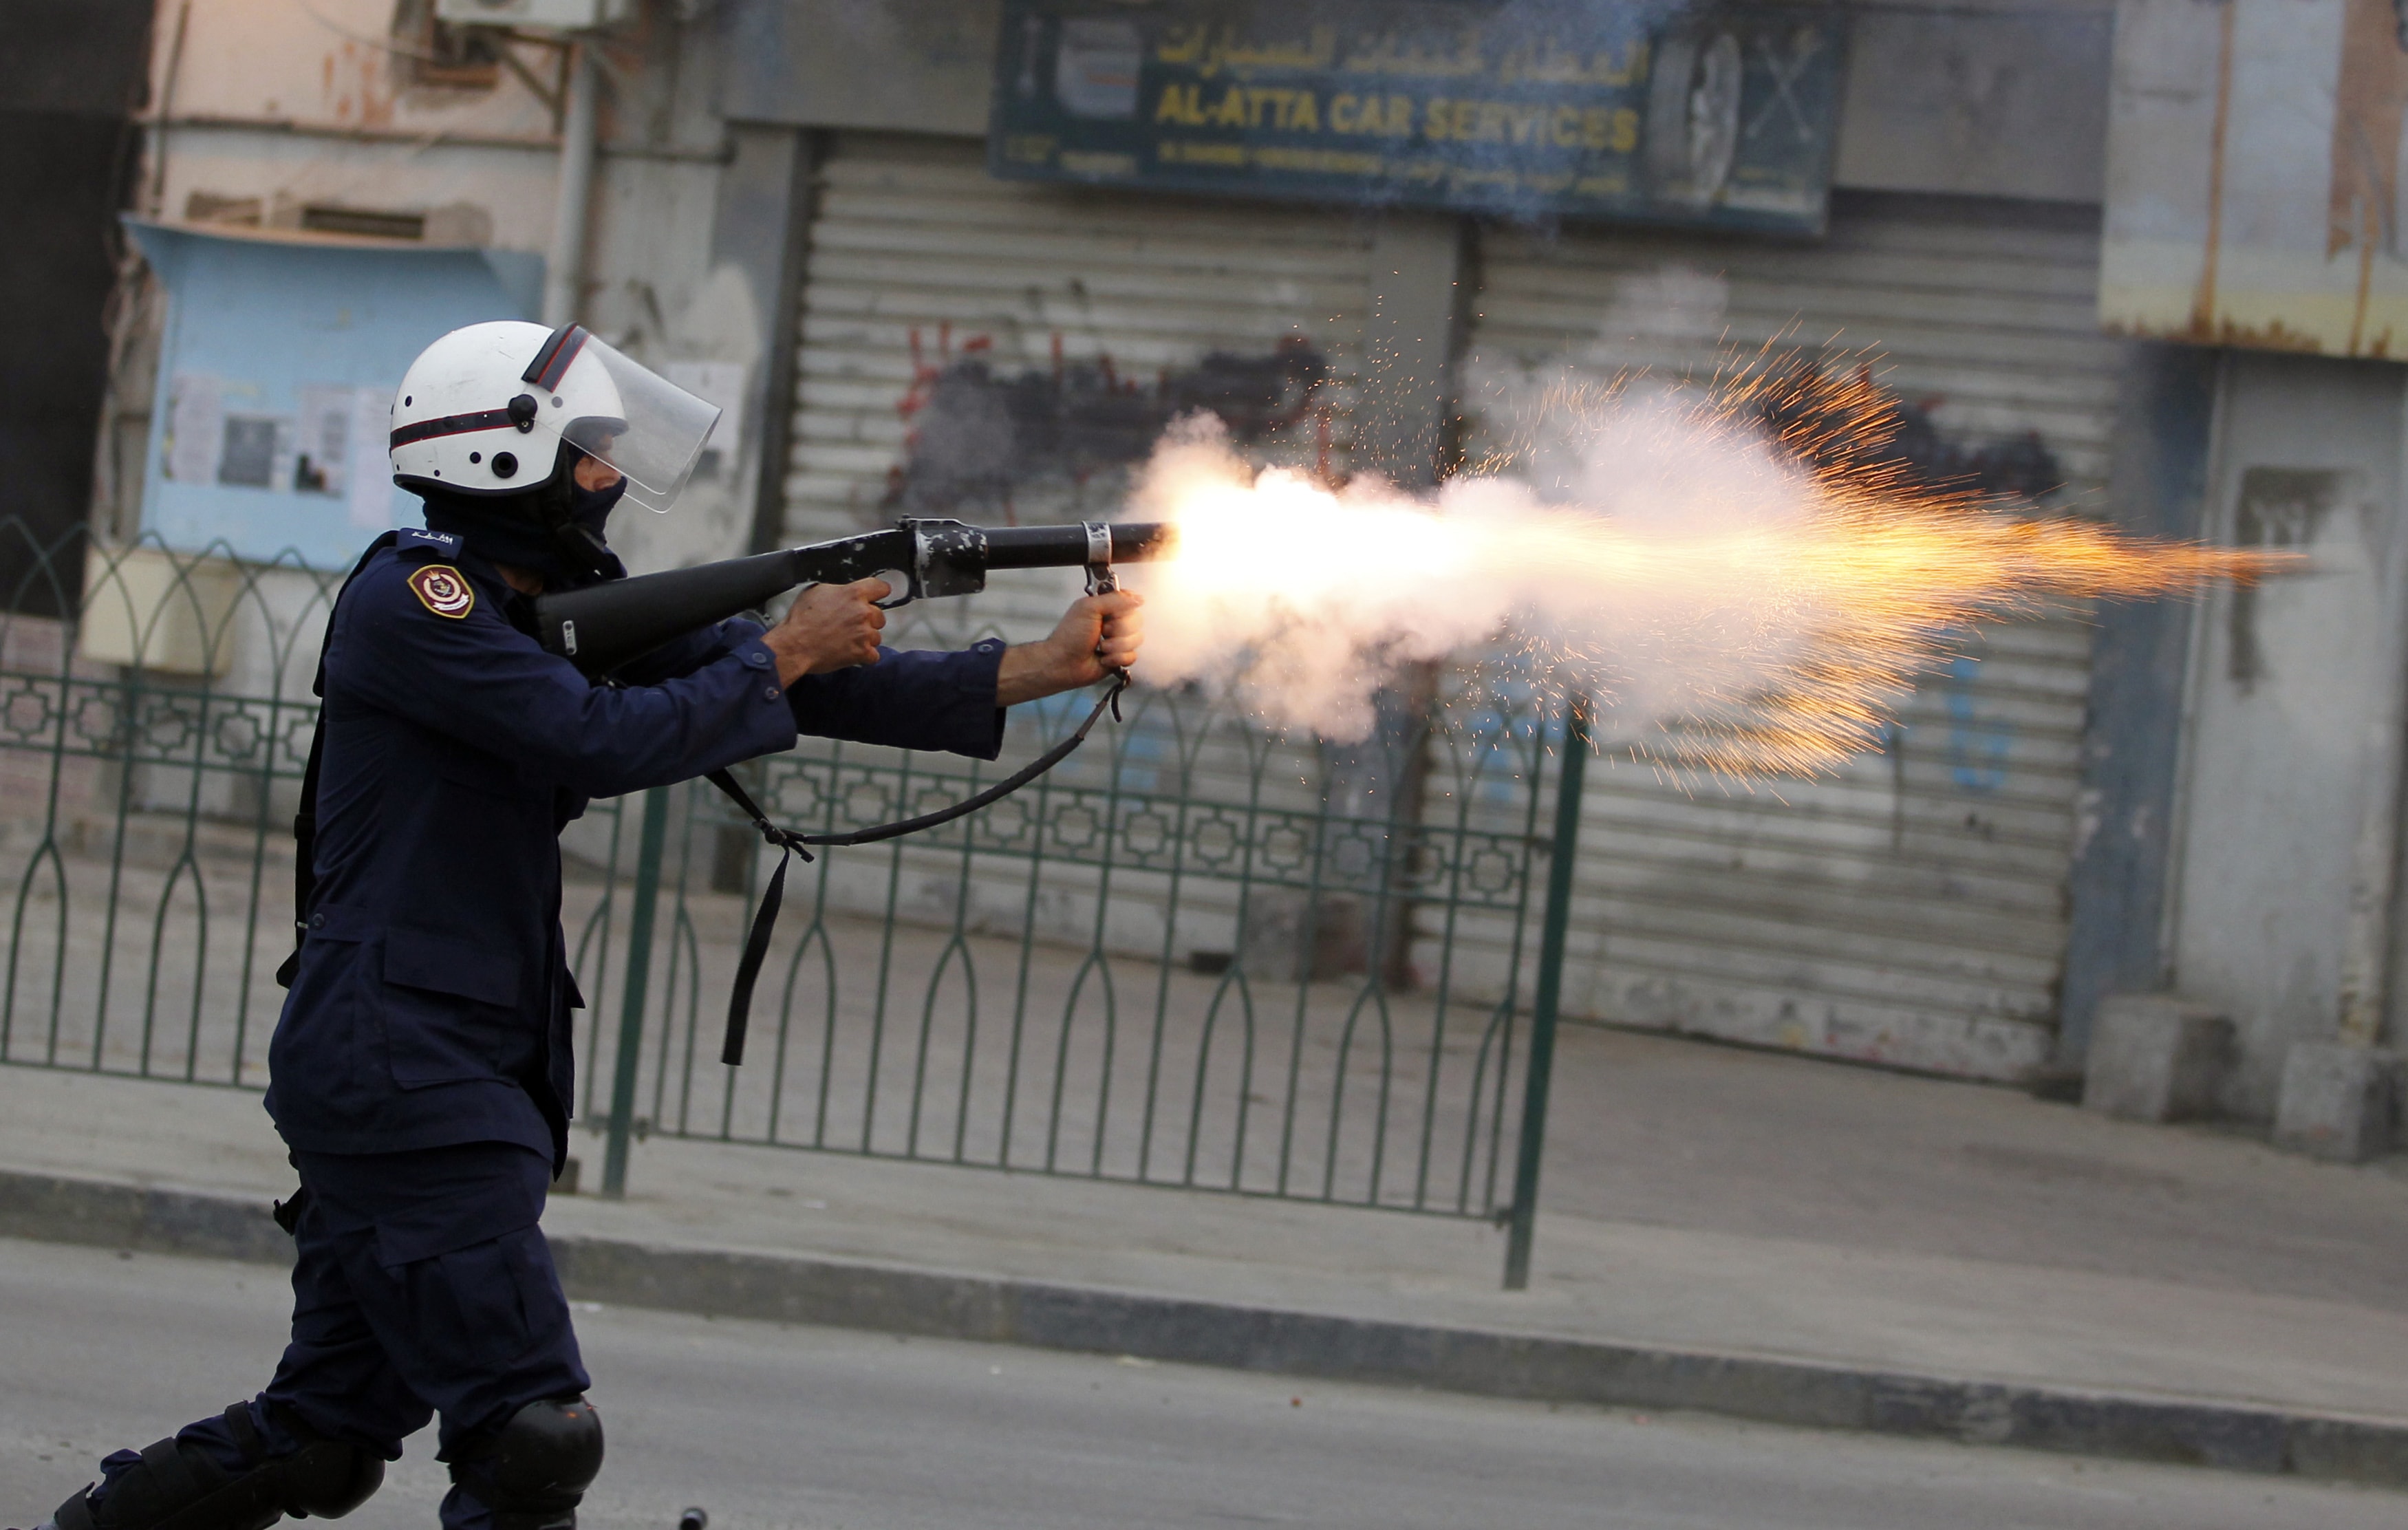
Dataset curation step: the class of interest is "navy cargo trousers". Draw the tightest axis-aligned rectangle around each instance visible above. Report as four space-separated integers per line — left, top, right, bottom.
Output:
105 1144 586 1530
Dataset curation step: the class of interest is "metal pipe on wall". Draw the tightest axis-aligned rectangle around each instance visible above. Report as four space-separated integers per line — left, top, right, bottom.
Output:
542 43 601 328
2054 344 2219 1068
2153 354 2232 1002
147 0 193 216
2336 399 2408 1050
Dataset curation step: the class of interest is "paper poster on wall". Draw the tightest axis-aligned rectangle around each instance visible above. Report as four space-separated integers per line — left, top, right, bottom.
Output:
217 411 295 491
167 374 299 491
294 385 354 495
163 374 224 484
160 370 404 537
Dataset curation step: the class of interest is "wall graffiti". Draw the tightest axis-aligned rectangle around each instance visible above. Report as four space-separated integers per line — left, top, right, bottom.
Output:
1865 396 2065 503
1748 359 2068 503
885 326 1331 519
884 333 2065 522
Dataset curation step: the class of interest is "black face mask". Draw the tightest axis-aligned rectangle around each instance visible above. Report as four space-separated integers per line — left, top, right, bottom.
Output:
418 446 629 590
570 473 627 544
559 472 630 583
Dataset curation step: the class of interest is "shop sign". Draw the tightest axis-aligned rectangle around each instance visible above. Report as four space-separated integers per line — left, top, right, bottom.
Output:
989 0 1847 233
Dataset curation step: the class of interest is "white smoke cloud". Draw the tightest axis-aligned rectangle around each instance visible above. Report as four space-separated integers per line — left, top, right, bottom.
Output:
1121 383 1831 748
1123 416 1509 740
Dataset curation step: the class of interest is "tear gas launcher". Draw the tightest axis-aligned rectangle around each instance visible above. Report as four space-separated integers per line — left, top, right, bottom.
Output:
528 517 1176 1068
531 517 1174 679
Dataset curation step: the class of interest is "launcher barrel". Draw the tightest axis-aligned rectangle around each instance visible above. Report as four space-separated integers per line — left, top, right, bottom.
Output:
533 518 1173 678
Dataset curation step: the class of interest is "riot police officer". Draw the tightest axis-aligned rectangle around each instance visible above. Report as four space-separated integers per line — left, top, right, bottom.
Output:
21 321 1142 1530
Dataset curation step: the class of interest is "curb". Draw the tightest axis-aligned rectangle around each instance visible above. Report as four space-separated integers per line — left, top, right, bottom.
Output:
5 1167 2404 1489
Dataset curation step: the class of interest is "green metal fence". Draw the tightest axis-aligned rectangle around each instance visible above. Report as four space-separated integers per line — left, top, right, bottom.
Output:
0 524 1583 1284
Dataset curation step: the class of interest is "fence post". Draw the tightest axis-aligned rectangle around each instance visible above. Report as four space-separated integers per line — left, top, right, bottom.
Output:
1504 691 1590 1291
601 786 671 1198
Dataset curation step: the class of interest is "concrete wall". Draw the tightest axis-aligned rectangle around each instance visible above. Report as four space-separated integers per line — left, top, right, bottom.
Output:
127 0 768 573
2100 0 2408 356
1833 1 2111 203
2168 352 2408 1114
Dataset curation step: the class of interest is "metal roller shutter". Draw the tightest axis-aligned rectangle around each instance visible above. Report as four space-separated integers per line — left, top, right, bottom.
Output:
1456 193 2116 1080
777 131 1379 953
785 131 1375 649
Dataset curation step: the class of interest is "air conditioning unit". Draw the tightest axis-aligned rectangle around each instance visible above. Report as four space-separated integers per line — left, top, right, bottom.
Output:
434 0 634 30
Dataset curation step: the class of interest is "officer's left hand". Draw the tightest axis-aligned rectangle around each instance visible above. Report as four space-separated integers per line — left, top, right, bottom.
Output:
996 590 1146 706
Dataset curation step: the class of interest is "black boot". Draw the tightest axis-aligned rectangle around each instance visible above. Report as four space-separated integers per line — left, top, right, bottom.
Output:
44 1405 380 1530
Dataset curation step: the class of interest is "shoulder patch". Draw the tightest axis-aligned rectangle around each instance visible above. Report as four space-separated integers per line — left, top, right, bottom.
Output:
406 563 477 619
398 527 461 558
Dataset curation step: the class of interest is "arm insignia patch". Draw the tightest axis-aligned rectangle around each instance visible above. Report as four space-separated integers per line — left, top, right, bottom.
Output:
407 564 477 619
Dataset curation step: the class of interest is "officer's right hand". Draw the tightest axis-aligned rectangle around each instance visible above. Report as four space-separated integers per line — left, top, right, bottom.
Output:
764 579 889 682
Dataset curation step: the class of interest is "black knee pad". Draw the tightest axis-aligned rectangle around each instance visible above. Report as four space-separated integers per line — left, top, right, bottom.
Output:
50 1405 382 1530
272 1437 383 1520
451 1397 603 1530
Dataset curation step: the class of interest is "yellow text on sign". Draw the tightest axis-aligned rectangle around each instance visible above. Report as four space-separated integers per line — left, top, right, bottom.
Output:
1422 99 1638 152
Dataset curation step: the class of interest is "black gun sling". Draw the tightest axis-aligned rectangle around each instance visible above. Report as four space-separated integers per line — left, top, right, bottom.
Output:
704 672 1126 1067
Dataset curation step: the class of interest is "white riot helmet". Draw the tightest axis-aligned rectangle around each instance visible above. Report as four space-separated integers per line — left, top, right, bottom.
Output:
388 321 720 514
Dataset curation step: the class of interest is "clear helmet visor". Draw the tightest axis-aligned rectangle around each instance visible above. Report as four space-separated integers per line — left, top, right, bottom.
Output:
538 327 722 513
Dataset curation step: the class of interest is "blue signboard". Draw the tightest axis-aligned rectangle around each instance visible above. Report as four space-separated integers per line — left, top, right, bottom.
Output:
126 219 544 569
989 1 1847 233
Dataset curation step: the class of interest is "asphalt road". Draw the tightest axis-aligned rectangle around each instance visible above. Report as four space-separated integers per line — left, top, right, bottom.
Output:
1 1238 2400 1530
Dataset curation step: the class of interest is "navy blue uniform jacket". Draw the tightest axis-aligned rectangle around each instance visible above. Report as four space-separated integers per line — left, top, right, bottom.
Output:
264 531 1007 1169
